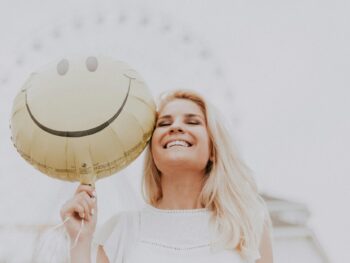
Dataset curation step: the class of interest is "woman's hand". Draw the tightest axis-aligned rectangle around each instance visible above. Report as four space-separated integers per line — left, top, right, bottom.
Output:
60 184 97 244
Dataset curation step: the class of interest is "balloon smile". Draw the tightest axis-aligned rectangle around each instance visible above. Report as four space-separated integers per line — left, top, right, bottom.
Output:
24 74 133 138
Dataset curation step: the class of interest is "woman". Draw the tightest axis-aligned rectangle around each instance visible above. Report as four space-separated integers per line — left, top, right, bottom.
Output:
60 90 273 263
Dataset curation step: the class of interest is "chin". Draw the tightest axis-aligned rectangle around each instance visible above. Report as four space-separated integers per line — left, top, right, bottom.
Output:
161 156 204 169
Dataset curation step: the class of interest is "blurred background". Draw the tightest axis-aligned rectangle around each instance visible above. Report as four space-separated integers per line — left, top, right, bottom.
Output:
0 0 349 262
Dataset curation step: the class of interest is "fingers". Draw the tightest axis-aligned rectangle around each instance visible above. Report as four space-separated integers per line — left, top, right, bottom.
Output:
74 203 85 219
75 184 96 198
61 184 97 222
77 191 96 221
75 184 97 220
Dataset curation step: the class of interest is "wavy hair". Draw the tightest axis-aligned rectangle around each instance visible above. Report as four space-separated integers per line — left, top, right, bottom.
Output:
142 90 270 260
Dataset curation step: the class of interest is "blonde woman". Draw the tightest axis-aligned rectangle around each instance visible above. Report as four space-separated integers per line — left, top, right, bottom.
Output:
60 90 273 263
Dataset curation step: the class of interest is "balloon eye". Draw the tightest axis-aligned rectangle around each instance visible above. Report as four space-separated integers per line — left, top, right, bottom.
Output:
57 59 69 76
86 56 98 72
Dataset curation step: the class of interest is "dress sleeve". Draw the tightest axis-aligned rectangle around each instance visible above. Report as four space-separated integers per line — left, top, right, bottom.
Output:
91 213 127 263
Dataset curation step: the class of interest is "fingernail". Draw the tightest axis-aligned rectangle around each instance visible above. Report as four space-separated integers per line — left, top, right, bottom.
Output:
92 191 96 197
82 212 85 218
91 209 95 215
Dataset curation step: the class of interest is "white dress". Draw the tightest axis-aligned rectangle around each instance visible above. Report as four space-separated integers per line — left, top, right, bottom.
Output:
91 205 260 263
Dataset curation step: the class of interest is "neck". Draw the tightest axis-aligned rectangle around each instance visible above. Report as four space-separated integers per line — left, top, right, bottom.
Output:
156 169 206 210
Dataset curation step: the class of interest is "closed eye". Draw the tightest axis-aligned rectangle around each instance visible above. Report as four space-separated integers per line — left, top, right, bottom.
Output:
157 120 201 127
187 120 201 125
157 122 171 127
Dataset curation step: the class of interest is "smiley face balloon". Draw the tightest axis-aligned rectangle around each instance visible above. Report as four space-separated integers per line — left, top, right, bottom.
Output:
10 56 156 185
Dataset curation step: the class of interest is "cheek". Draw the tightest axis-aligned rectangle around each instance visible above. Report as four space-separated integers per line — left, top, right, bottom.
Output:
151 136 156 149
199 131 211 152
202 136 212 161
204 141 211 158
151 130 160 149
150 132 162 161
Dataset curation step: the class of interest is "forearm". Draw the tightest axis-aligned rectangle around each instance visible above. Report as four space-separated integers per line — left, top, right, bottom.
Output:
70 240 92 263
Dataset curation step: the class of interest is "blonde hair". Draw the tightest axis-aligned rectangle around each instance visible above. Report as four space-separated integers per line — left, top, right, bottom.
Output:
142 89 269 260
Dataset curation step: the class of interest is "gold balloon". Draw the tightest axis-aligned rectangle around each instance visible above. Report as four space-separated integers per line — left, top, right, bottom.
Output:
10 56 156 185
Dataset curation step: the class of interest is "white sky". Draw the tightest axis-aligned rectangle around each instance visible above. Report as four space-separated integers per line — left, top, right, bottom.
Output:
0 0 349 262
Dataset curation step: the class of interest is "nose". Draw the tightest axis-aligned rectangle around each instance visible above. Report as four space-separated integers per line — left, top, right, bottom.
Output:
169 126 183 133
169 123 184 134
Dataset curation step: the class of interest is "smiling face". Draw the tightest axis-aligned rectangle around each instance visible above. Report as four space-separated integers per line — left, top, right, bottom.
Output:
11 56 156 183
151 98 211 175
24 56 148 134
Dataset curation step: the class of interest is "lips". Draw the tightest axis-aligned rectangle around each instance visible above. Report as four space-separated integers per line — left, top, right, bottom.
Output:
163 140 192 149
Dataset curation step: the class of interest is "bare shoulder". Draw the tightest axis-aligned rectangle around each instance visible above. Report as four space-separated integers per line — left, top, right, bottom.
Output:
97 245 109 263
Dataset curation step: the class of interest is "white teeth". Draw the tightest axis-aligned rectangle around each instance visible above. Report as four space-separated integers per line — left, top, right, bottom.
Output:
166 140 190 148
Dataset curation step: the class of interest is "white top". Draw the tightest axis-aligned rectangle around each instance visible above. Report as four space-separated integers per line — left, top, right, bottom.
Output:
91 205 260 263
